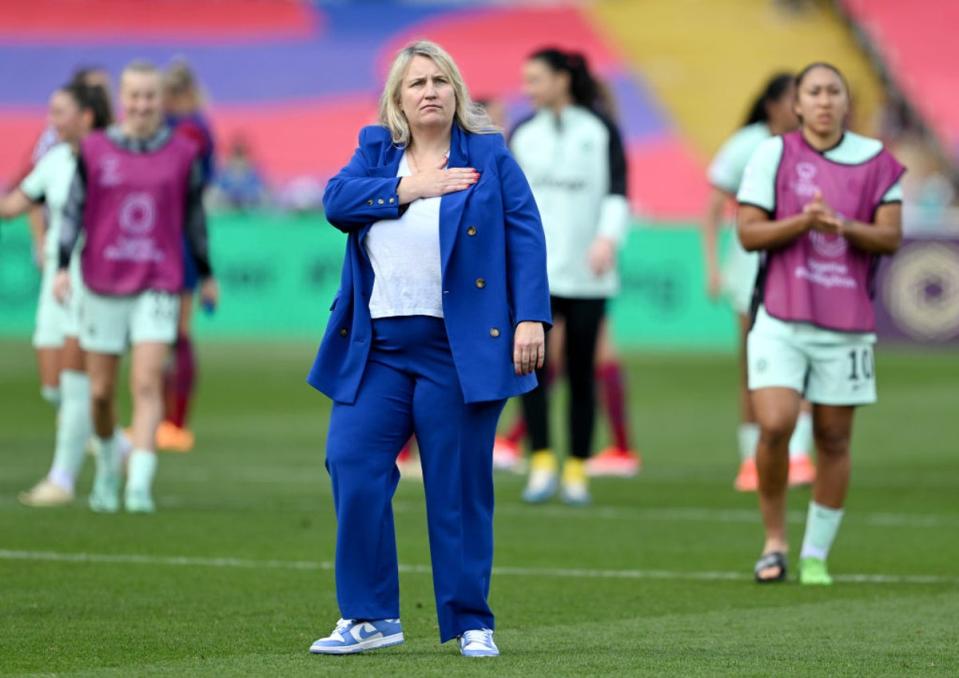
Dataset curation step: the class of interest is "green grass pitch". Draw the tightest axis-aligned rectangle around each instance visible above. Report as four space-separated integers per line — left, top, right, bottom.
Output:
1 340 957 676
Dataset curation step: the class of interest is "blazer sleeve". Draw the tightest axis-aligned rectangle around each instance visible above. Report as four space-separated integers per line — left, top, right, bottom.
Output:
322 127 405 233
497 147 552 328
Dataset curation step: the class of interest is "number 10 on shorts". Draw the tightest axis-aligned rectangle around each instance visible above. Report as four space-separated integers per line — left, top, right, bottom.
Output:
848 347 873 382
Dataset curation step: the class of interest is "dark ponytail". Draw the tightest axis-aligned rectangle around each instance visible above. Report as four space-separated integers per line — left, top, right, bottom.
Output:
529 47 600 109
61 83 113 130
743 72 795 126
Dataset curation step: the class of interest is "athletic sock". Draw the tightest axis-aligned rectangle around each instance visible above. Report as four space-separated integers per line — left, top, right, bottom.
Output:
596 360 631 452
738 423 760 462
800 501 845 561
789 410 814 460
165 333 196 428
41 385 61 410
530 449 557 473
505 417 527 445
47 370 92 493
115 426 133 463
562 457 587 485
126 449 158 494
94 432 119 477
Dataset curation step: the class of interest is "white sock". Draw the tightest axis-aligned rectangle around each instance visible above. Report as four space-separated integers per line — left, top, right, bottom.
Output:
47 371 92 493
126 449 158 494
738 423 760 462
41 385 61 409
789 410 813 460
800 501 845 561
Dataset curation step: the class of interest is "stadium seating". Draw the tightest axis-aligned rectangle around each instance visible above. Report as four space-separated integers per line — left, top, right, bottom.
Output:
0 0 889 219
841 0 959 158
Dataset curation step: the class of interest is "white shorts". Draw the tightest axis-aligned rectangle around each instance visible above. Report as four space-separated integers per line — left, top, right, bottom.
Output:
748 307 878 406
721 234 761 316
33 258 83 348
79 289 179 355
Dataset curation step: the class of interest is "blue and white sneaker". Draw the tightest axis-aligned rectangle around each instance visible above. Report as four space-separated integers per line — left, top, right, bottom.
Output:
458 628 499 657
309 618 404 655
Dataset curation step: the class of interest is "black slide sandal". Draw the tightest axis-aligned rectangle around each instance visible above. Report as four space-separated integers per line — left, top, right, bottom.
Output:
754 551 788 583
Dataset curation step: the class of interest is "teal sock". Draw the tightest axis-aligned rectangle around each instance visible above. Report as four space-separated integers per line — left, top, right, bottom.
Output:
800 501 844 560
127 450 158 494
41 385 61 410
738 423 759 462
789 411 813 459
48 371 92 493
94 432 119 477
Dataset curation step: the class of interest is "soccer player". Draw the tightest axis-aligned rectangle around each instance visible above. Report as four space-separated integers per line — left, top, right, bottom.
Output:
0 83 112 506
701 73 818 492
158 58 217 453
737 63 904 584
511 48 630 504
56 61 218 513
6 66 114 412
493 318 641 478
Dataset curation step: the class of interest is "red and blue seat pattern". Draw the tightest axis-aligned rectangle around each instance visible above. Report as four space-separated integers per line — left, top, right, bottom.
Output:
0 0 708 218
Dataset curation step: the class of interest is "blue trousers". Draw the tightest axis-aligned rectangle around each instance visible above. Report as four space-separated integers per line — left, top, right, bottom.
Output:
325 316 506 643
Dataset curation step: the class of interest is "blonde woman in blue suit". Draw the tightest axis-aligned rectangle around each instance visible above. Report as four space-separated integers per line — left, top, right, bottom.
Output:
307 41 551 658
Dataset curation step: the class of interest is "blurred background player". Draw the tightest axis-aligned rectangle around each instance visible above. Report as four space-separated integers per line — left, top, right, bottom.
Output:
510 48 630 504
209 134 267 211
1 82 115 506
737 63 904 584
700 73 816 492
56 61 218 513
8 66 114 412
157 58 217 453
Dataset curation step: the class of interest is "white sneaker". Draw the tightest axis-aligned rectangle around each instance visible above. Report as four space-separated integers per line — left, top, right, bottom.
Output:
310 618 404 654
459 628 499 657
18 479 74 507
560 478 591 506
522 468 557 503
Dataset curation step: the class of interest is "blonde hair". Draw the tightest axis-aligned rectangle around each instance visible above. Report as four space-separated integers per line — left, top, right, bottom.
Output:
121 59 160 81
379 40 498 146
163 57 205 108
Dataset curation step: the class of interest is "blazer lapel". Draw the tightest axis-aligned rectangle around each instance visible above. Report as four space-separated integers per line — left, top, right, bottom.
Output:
439 125 471 274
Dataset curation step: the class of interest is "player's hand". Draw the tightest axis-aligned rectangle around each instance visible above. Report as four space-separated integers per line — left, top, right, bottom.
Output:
200 277 219 311
52 269 71 305
803 190 841 234
513 321 545 376
587 236 617 276
399 159 478 201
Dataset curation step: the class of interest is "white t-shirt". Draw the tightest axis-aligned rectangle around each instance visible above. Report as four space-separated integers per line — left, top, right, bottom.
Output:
366 153 444 319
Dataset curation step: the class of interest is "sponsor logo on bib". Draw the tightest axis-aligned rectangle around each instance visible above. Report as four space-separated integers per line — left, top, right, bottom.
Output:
792 162 820 198
119 193 157 235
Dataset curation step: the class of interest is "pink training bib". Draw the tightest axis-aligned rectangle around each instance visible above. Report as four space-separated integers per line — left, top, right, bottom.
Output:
762 131 904 332
80 131 197 295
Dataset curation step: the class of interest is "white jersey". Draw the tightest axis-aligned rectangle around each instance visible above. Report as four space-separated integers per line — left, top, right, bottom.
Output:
19 143 76 265
510 106 629 298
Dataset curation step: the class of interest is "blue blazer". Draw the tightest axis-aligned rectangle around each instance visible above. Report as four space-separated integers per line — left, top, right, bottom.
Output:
307 124 551 404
